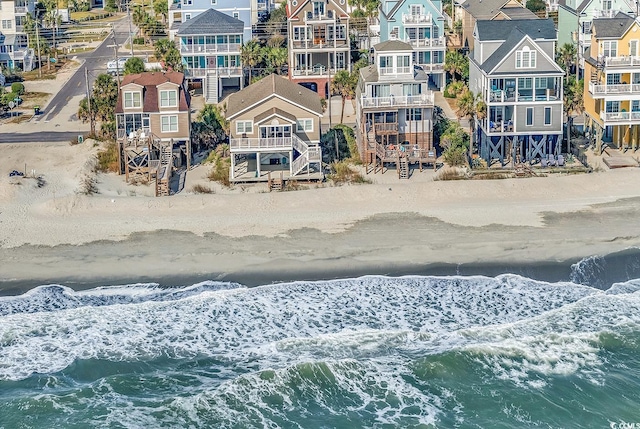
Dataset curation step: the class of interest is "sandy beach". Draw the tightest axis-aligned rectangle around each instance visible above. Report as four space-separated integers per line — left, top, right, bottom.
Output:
1 140 640 292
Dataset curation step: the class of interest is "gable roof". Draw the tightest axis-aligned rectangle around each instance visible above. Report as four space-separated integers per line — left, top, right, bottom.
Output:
115 71 190 113
475 18 556 41
374 39 413 52
226 74 323 119
176 8 244 35
499 7 538 19
287 0 348 20
592 12 635 39
478 31 563 74
382 0 442 20
462 0 519 19
254 107 298 124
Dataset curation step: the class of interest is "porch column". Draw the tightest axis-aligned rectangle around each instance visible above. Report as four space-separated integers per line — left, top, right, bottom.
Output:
230 153 235 180
290 150 293 175
256 152 261 177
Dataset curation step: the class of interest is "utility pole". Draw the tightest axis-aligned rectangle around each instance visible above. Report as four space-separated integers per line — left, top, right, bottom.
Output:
85 67 95 135
128 5 134 57
111 30 121 88
35 21 42 78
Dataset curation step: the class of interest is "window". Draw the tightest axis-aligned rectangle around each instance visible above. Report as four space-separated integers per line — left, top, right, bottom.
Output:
182 0 192 5
403 83 421 96
606 101 620 113
518 78 532 89
211 0 217 4
606 73 621 85
236 120 253 134
526 107 533 126
535 77 549 89
602 0 612 10
398 55 410 67
161 115 178 132
372 84 390 97
544 107 552 125
160 90 178 107
184 13 191 20
297 118 313 132
632 100 640 112
602 41 617 57
124 91 141 108
233 11 239 19
406 108 422 121
630 40 638 57
1 20 12 29
312 1 325 16
410 4 421 15
380 56 393 68
515 47 536 69
335 25 346 39
293 26 307 41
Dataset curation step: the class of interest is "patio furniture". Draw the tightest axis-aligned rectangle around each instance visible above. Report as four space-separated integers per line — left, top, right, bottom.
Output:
557 154 565 166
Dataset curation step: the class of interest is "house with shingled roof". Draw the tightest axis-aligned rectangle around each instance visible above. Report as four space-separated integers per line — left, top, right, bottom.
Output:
114 71 192 196
355 40 437 177
226 74 324 182
460 0 537 51
379 0 446 89
583 12 640 152
286 0 350 97
469 18 564 166
174 8 244 103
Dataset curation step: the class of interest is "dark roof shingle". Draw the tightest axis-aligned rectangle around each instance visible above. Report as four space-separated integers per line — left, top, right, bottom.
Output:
115 71 189 113
592 13 635 39
226 74 323 118
177 8 244 35
373 40 413 52
475 18 556 41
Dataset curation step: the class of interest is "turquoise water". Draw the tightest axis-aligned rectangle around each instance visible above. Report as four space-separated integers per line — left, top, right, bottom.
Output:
1 272 640 428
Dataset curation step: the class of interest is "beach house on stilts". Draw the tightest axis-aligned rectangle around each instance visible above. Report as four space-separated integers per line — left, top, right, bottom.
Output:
469 19 564 166
225 74 324 184
355 40 436 178
115 71 192 196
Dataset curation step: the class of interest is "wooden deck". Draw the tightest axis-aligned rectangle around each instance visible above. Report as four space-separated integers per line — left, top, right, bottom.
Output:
231 169 323 183
603 148 639 169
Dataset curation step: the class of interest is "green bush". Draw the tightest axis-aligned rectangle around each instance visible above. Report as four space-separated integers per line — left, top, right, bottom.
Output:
133 37 145 45
11 82 25 95
96 142 120 172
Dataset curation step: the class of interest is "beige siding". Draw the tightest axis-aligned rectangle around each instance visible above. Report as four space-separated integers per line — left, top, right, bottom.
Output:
150 112 191 140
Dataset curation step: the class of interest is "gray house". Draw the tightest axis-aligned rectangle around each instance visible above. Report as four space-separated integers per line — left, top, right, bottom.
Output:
176 9 244 103
226 74 324 182
469 19 565 165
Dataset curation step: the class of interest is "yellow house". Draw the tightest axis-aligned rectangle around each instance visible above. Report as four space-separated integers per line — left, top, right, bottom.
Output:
584 13 640 151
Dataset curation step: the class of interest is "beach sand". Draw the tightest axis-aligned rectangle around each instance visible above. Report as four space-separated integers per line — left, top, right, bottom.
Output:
1 140 640 293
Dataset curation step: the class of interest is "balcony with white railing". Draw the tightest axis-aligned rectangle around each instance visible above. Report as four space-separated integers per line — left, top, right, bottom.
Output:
589 82 640 97
602 56 640 68
407 36 445 48
402 13 432 25
417 62 444 72
360 93 435 109
600 111 640 123
230 136 294 152
14 6 28 13
291 66 344 76
180 43 241 54
291 39 349 50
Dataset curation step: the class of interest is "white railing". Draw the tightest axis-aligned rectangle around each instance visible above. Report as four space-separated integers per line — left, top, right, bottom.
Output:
604 56 640 68
291 153 308 175
593 8 620 18
230 136 293 150
360 93 435 108
417 63 444 71
180 43 241 54
304 11 335 22
185 67 242 77
402 13 432 24
600 111 640 122
14 6 28 13
291 134 308 154
291 40 349 50
589 82 640 96
292 66 343 76
184 68 207 77
407 37 445 48
308 146 321 162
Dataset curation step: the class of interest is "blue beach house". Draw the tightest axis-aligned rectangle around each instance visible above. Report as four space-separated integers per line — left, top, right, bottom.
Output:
379 0 446 89
169 0 255 42
176 9 244 103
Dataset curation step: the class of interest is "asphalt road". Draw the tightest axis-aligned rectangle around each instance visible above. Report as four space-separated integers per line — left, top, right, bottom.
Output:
40 17 134 122
0 132 85 144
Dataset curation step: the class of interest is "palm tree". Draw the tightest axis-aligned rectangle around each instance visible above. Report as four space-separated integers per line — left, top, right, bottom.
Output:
154 39 174 62
456 87 484 157
331 70 356 124
556 43 577 77
564 77 584 153
266 47 288 75
241 39 262 82
349 0 380 49
153 0 168 24
445 50 465 83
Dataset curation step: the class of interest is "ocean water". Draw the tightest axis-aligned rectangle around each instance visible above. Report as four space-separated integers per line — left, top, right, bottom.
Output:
1 259 640 428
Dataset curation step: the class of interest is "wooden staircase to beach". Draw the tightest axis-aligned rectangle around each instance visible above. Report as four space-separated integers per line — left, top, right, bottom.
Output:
155 145 173 197
398 155 409 179
268 172 284 192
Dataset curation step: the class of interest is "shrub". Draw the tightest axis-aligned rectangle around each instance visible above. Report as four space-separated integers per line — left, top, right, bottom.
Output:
133 37 145 45
328 160 370 185
11 82 25 95
96 142 120 173
206 151 231 187
434 167 468 181
442 146 468 167
192 183 213 194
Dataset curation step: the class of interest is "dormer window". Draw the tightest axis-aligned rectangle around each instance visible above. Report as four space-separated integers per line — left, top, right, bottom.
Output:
160 90 178 107
515 46 536 69
124 91 141 108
